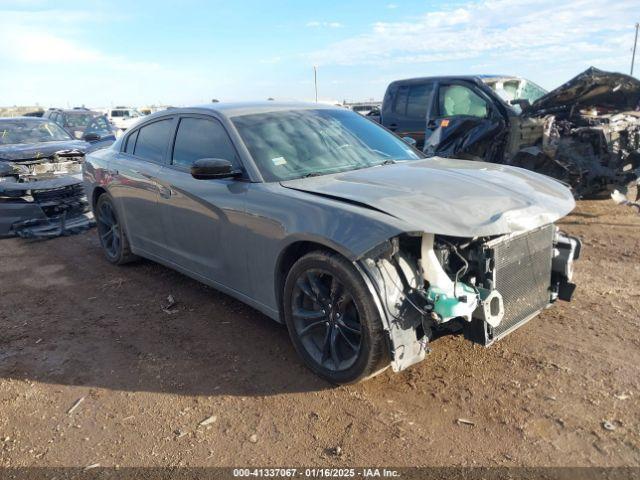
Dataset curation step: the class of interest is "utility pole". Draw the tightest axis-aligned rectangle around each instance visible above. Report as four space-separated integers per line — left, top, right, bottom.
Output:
632 22 639 76
313 66 318 103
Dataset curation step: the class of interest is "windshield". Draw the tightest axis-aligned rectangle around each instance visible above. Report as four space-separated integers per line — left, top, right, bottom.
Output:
232 109 423 181
485 78 547 113
519 81 547 103
0 120 72 145
65 113 113 138
123 110 142 118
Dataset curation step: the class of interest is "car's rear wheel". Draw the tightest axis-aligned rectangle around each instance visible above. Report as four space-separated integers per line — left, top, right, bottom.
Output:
95 194 136 265
283 251 389 384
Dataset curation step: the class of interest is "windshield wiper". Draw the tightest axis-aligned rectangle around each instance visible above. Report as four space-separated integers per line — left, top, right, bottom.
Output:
377 159 396 166
303 172 323 178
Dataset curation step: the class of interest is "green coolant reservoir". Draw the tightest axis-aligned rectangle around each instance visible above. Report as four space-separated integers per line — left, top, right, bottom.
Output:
426 283 478 322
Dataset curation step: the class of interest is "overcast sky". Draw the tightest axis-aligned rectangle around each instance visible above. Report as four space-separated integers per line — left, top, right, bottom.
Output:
1 0 638 107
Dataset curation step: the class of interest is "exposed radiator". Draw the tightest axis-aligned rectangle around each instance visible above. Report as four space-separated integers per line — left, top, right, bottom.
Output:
483 224 555 343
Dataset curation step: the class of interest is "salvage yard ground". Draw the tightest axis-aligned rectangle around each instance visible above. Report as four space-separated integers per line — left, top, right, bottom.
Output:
0 199 639 467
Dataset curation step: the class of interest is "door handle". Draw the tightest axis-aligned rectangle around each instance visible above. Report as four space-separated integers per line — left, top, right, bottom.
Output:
388 124 398 131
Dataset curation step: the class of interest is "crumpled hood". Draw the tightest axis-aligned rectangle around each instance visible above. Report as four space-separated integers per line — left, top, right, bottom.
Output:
528 66 640 115
0 140 89 162
281 157 575 237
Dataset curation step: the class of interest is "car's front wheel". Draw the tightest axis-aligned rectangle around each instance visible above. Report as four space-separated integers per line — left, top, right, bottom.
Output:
95 194 136 265
283 251 389 384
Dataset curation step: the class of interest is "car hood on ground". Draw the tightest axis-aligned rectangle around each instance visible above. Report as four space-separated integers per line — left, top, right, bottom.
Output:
0 140 90 162
281 157 575 237
528 66 640 115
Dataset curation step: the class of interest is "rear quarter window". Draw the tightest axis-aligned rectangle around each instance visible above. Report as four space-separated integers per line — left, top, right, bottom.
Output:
124 129 139 154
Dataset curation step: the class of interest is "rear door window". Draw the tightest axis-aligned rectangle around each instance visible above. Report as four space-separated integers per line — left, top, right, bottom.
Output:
133 119 173 163
392 86 409 116
439 85 488 118
406 83 434 120
171 117 239 169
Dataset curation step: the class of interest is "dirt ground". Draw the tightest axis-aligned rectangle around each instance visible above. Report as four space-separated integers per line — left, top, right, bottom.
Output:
1 198 639 469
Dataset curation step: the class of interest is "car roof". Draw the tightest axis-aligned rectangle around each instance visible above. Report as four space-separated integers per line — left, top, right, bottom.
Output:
0 116 48 123
51 109 104 116
178 101 337 118
389 74 519 85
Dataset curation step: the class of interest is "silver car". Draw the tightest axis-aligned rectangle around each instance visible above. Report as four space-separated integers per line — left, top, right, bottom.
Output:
83 102 580 384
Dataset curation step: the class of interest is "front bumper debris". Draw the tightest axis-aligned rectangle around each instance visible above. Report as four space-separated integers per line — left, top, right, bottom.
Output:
360 224 582 372
0 175 94 239
13 211 95 239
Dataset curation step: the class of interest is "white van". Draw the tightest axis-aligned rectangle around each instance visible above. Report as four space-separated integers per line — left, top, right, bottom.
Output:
105 107 144 135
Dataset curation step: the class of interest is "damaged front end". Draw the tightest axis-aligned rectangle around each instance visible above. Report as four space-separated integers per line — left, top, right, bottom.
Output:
509 68 640 198
357 226 580 372
0 150 94 238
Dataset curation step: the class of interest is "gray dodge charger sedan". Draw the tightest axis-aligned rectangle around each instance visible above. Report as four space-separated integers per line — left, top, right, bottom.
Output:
83 102 580 384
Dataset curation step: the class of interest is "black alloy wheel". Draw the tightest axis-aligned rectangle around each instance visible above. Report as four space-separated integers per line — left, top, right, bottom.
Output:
291 268 362 371
95 194 136 265
283 251 389 384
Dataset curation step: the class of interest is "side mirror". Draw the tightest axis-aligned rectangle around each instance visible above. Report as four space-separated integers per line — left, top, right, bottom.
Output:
510 98 531 110
83 132 101 142
402 136 417 147
191 158 239 180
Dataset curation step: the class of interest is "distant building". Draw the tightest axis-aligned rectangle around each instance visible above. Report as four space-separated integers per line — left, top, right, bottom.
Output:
0 106 45 118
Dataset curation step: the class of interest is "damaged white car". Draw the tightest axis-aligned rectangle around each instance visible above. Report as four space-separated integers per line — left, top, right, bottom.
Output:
84 103 581 384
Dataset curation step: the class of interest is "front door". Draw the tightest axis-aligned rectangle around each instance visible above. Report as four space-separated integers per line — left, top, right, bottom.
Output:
424 82 506 162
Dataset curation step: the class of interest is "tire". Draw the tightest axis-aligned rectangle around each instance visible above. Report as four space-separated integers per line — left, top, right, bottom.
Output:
95 193 137 265
283 250 389 384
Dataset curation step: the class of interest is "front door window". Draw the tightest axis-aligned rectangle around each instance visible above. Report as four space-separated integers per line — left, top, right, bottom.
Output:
439 85 488 118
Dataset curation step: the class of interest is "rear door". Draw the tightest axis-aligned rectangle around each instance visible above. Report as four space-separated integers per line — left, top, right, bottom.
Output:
108 117 175 256
382 82 435 149
156 114 249 291
424 81 506 162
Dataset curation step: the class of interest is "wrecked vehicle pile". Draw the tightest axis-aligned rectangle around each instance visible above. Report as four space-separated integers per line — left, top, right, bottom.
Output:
0 117 95 238
509 68 640 197
378 67 640 198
